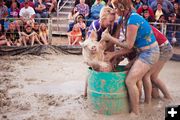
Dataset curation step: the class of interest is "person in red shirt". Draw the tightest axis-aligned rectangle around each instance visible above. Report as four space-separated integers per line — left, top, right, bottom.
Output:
137 3 155 19
143 25 173 104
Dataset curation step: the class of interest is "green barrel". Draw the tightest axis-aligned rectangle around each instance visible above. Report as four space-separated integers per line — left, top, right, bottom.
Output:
87 66 129 115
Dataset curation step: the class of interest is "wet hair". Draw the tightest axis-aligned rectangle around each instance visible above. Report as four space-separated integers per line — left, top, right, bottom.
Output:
99 6 115 20
111 0 132 11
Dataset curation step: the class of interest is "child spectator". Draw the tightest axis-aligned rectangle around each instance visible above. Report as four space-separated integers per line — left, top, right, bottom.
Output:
6 22 21 46
67 24 82 46
143 10 156 22
137 2 155 19
35 0 49 23
76 15 86 39
21 24 42 46
75 0 90 18
39 23 49 45
0 24 9 46
33 22 43 45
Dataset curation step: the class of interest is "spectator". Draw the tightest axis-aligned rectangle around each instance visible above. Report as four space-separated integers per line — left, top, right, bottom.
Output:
68 7 79 23
93 0 106 5
0 24 9 46
0 0 8 25
19 0 36 25
33 22 43 45
8 2 20 18
143 10 156 22
75 0 90 18
153 14 167 32
154 3 165 21
20 0 34 9
132 0 143 10
166 13 180 44
67 24 82 46
87 0 105 26
44 0 57 14
137 3 155 19
174 2 180 19
6 22 21 46
35 0 49 23
21 24 41 46
39 23 48 45
150 0 174 16
5 0 20 8
76 14 86 38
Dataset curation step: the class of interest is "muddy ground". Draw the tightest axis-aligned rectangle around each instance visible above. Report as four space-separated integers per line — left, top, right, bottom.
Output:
0 54 180 120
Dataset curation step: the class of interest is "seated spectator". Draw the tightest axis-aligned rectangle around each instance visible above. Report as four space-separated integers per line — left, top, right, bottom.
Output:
132 0 143 10
137 2 155 19
35 0 49 23
6 22 21 46
33 22 43 44
8 2 20 18
44 0 57 14
76 14 86 38
0 0 8 25
19 0 36 28
87 0 105 26
68 7 79 24
67 24 82 46
154 3 165 21
21 24 42 46
174 2 180 19
143 10 156 22
150 0 174 17
20 0 34 9
0 24 9 46
166 13 180 44
75 0 90 18
153 14 167 32
39 23 49 45
5 0 20 8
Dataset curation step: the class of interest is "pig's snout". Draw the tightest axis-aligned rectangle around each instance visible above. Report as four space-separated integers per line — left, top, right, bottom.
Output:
91 45 97 51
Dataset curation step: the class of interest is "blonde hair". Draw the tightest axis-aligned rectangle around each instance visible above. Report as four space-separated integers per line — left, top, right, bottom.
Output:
99 6 115 20
39 23 48 36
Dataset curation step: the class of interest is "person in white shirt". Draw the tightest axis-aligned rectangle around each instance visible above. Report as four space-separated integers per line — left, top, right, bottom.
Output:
19 0 35 24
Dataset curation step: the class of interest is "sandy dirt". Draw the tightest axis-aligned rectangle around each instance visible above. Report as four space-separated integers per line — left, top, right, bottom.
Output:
0 54 180 120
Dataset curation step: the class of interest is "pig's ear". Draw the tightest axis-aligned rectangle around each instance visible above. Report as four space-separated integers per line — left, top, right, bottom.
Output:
89 30 97 41
104 28 109 33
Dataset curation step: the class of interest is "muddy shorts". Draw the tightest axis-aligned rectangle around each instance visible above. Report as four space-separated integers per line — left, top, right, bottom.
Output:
138 45 160 65
159 43 173 61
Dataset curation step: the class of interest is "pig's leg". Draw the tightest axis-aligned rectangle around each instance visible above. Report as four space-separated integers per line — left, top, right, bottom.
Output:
84 76 88 97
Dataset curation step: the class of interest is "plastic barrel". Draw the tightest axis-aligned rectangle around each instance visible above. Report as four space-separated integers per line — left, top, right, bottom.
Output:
87 66 129 115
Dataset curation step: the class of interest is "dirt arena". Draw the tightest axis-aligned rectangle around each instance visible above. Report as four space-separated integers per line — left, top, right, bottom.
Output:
0 52 180 120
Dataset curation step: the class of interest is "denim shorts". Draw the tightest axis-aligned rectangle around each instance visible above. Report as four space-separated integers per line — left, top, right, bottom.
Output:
138 45 160 65
159 43 173 61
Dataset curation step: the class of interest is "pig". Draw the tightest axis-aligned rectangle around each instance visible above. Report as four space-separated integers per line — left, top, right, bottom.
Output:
80 30 113 72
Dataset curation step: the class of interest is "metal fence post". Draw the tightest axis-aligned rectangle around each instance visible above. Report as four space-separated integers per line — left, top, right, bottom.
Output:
48 18 53 44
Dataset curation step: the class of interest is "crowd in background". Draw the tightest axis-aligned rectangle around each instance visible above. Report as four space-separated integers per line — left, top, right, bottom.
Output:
0 0 58 46
67 0 180 46
0 0 180 47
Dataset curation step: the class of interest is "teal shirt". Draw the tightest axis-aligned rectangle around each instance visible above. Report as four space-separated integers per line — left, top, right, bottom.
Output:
127 12 156 48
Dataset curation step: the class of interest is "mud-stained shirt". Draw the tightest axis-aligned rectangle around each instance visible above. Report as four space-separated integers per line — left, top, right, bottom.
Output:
127 12 156 48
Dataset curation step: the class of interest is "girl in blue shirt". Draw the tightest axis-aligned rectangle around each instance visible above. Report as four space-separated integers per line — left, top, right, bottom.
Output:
101 0 160 115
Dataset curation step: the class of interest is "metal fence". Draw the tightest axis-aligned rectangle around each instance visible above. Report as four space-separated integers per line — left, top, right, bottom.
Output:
1 18 180 46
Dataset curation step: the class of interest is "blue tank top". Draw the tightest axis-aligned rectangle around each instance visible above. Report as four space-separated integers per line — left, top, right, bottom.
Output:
127 12 156 48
